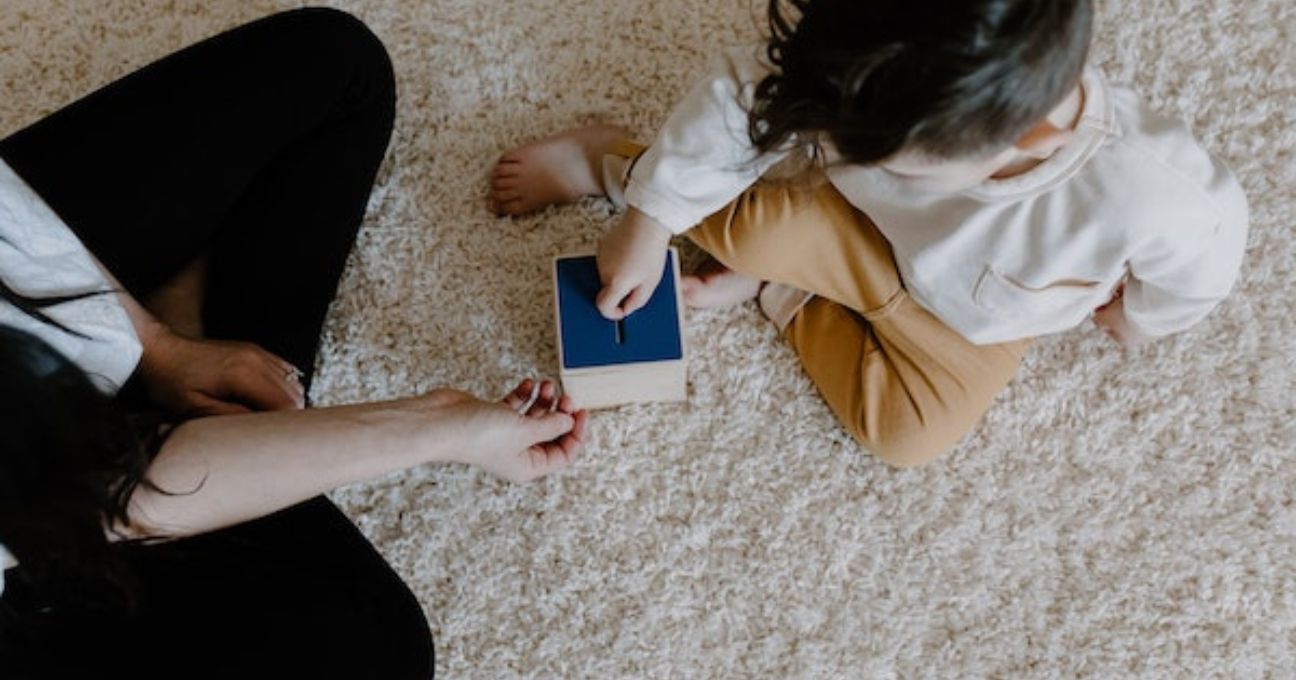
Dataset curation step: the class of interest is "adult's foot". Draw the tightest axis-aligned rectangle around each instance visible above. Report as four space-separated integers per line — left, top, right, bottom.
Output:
681 256 763 309
490 124 629 216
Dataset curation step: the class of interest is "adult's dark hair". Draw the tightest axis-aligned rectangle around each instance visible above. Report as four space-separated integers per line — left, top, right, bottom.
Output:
749 0 1094 165
0 298 161 611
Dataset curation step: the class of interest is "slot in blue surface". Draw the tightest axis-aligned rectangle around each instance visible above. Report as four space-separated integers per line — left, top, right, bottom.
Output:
556 252 683 369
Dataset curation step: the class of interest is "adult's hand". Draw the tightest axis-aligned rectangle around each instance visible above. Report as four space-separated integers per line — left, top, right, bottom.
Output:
139 323 305 417
421 378 588 484
83 252 304 417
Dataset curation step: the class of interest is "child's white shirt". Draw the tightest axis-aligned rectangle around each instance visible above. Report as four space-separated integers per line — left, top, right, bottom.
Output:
624 47 1250 344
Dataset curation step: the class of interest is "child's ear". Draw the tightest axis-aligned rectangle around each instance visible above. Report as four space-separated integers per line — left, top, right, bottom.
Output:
1014 121 1075 160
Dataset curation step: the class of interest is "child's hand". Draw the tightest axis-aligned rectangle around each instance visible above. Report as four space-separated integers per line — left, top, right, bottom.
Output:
596 209 673 319
1092 285 1153 350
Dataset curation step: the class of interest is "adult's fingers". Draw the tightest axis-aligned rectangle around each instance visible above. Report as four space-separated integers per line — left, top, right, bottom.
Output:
525 411 576 444
520 409 588 481
523 446 573 481
558 410 590 456
255 345 300 380
528 435 580 474
222 361 302 412
525 381 559 417
247 346 305 403
502 379 537 410
539 409 587 456
188 393 252 417
572 408 588 440
556 394 577 416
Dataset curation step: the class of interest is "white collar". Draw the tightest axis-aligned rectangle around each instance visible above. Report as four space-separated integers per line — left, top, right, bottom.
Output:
963 67 1120 202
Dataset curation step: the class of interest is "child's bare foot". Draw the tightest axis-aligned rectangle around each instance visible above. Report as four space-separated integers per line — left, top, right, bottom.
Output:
491 124 629 216
681 257 763 309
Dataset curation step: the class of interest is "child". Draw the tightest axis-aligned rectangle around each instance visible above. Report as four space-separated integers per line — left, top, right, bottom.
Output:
489 0 1248 467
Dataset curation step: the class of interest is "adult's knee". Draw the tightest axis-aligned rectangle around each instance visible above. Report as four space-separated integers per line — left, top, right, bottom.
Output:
386 599 436 680
353 574 436 679
281 8 397 120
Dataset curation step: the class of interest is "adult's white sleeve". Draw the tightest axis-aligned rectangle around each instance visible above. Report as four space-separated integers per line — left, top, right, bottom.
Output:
624 47 790 234
0 160 142 393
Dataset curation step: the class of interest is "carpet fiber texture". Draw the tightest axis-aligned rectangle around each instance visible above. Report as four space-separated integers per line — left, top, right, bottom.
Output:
2 1 1293 677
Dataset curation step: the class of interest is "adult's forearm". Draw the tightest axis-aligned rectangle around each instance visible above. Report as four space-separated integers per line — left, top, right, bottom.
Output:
122 399 455 540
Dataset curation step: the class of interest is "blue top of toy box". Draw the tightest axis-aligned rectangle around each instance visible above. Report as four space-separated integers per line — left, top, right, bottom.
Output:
555 252 683 370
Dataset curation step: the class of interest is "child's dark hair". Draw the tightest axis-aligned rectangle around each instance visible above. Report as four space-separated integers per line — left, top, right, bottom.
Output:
749 0 1094 165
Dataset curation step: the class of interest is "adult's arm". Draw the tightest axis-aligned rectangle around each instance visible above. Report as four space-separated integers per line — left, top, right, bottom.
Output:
122 380 586 540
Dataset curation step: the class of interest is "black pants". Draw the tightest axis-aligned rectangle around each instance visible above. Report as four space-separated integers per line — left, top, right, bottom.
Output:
0 9 433 679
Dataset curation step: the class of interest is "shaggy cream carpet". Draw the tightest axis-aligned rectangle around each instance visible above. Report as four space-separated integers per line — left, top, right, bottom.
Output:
2 1 1293 677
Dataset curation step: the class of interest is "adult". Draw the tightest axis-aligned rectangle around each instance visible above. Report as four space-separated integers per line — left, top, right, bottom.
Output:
0 9 586 678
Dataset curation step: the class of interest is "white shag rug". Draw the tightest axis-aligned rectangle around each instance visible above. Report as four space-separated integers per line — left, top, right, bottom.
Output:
3 1 1293 677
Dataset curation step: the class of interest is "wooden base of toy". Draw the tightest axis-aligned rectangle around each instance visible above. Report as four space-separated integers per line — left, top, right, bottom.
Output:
560 360 688 411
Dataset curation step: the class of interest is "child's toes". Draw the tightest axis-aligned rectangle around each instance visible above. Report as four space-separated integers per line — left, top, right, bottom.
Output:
491 160 522 184
493 188 522 205
492 175 520 192
497 198 528 216
680 275 704 306
493 162 521 180
490 194 517 216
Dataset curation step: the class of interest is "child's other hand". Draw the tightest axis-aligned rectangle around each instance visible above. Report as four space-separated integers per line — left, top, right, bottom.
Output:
1092 285 1153 350
595 208 673 319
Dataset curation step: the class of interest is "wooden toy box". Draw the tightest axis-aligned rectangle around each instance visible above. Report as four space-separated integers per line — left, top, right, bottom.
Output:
552 249 687 410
